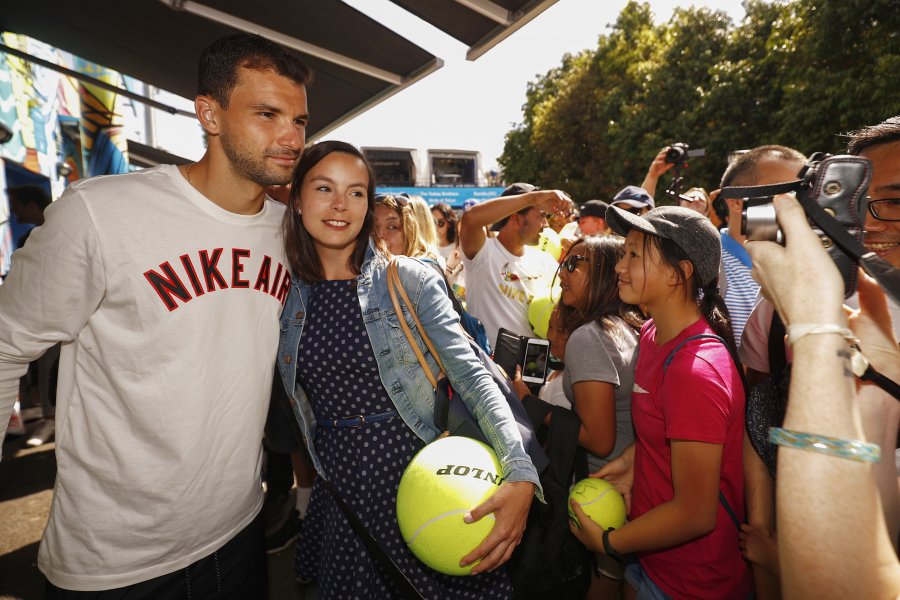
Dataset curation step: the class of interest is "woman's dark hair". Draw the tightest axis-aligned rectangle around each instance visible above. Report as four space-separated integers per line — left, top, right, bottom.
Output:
283 141 378 283
431 203 458 244
645 235 740 359
556 236 644 338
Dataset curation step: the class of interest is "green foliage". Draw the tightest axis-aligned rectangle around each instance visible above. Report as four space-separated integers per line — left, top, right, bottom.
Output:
499 0 900 203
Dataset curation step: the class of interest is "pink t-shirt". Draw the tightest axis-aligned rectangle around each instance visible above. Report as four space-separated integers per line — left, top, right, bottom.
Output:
630 318 751 600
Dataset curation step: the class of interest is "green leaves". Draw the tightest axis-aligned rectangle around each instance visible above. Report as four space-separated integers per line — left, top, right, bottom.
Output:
499 0 900 202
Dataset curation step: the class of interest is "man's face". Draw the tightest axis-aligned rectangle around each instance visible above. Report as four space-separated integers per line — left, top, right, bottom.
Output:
517 207 549 246
860 140 900 268
214 67 309 187
578 215 606 235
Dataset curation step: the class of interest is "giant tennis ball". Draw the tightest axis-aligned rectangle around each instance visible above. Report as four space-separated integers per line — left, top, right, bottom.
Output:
528 294 556 339
537 227 562 260
397 436 503 575
568 478 626 530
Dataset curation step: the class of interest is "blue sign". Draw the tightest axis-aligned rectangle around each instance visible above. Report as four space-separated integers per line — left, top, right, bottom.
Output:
376 186 505 209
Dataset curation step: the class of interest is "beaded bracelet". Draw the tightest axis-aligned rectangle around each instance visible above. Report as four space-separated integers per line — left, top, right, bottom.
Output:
768 427 881 463
785 323 859 346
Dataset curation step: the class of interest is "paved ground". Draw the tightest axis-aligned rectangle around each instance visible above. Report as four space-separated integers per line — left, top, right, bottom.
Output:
0 422 312 600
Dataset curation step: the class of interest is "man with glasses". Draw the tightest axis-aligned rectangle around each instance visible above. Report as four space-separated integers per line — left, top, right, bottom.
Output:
459 182 572 344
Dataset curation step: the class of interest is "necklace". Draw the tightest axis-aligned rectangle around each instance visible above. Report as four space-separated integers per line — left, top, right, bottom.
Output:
185 163 195 185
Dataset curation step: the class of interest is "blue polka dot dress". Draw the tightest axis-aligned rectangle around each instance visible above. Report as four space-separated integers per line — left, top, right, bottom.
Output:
294 279 513 599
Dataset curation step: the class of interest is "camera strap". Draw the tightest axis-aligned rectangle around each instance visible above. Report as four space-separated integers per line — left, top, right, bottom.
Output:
721 181 900 305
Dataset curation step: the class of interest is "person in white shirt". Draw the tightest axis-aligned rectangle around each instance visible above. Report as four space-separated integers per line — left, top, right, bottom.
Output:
0 33 311 597
459 183 572 345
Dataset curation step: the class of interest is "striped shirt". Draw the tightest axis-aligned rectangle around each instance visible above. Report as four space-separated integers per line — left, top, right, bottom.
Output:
720 230 759 347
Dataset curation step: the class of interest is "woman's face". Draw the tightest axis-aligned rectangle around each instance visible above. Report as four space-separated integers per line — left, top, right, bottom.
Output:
432 209 449 244
375 203 406 255
615 230 675 307
558 243 589 309
298 152 370 255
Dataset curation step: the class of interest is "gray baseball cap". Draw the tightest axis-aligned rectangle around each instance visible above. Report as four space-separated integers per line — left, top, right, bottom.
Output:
605 205 722 287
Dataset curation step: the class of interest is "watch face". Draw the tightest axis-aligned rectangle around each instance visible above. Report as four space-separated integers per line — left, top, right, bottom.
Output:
849 345 869 378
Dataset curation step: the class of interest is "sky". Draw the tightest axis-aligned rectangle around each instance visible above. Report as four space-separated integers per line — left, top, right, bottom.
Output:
149 0 747 173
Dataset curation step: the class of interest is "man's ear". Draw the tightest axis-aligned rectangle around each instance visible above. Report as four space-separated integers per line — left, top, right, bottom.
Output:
195 96 220 135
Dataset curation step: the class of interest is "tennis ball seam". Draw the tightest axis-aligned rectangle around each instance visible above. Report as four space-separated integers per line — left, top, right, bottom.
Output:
406 511 497 546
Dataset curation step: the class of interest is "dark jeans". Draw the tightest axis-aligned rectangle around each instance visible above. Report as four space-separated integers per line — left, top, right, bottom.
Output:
45 513 267 599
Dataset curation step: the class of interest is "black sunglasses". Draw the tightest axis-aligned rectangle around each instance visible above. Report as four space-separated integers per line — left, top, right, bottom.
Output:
561 254 587 273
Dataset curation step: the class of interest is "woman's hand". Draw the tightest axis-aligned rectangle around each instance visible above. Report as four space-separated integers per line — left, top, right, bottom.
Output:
593 447 634 513
460 480 534 574
511 365 530 400
739 524 780 574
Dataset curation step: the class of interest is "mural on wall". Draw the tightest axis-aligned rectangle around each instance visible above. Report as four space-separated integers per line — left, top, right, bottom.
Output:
75 59 128 176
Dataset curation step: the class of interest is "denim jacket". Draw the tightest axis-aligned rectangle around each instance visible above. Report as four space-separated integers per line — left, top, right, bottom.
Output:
276 241 541 494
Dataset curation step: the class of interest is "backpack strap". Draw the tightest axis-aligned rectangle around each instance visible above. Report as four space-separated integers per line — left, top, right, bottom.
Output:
662 333 744 530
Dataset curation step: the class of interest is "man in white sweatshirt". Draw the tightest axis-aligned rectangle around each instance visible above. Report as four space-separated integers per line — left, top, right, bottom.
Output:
0 33 311 597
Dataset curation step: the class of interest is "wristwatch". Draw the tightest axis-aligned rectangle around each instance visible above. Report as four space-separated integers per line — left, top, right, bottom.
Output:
602 528 625 562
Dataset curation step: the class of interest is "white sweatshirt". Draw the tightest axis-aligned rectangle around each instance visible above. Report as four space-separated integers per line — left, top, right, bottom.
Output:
0 165 289 590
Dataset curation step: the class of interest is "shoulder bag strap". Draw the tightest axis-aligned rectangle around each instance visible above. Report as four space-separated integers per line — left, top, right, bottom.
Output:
662 333 744 530
387 259 444 387
319 477 426 600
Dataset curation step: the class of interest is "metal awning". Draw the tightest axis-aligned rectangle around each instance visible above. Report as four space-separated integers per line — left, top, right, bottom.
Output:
1 0 557 141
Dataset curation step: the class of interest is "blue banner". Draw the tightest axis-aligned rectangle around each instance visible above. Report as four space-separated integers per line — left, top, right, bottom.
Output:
376 186 505 208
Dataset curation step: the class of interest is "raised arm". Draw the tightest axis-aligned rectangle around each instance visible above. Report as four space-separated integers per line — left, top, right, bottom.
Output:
640 146 676 199
746 195 900 599
458 189 572 259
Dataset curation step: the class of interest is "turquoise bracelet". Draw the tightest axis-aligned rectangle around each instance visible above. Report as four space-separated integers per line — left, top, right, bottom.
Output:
768 427 881 463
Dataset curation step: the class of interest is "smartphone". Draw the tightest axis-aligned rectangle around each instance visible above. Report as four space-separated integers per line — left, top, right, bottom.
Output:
520 338 550 384
493 328 525 379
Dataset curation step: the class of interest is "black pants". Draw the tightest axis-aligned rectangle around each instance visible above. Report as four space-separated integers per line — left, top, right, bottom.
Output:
45 513 267 599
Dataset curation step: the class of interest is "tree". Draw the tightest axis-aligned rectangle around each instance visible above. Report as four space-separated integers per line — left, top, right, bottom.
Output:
499 0 900 202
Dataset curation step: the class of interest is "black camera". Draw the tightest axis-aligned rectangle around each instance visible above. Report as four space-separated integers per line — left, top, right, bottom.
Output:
665 142 706 166
727 153 871 297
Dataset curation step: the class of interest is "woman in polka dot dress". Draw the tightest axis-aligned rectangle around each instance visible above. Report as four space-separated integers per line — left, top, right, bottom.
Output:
275 141 542 599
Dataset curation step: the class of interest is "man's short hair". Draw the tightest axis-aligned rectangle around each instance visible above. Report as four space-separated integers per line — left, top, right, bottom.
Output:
198 33 313 108
719 145 805 188
846 115 900 155
7 185 51 210
491 182 538 231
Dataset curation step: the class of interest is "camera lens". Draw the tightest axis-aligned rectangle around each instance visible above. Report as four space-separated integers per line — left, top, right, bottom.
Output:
742 202 783 243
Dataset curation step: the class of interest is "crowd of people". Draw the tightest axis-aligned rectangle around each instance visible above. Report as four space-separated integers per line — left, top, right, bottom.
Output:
0 32 898 600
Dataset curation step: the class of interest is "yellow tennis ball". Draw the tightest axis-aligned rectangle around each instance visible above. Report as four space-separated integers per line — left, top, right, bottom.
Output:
537 227 562 260
528 294 556 339
396 436 503 575
568 478 626 530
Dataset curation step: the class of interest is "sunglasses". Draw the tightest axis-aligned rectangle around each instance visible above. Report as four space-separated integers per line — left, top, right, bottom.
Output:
375 193 409 208
560 254 586 273
867 198 900 222
434 219 447 227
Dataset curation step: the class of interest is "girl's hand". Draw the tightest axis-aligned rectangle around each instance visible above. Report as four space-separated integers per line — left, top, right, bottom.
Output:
568 499 605 553
511 365 530 400
739 524 780 574
461 480 534 574
593 451 634 514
